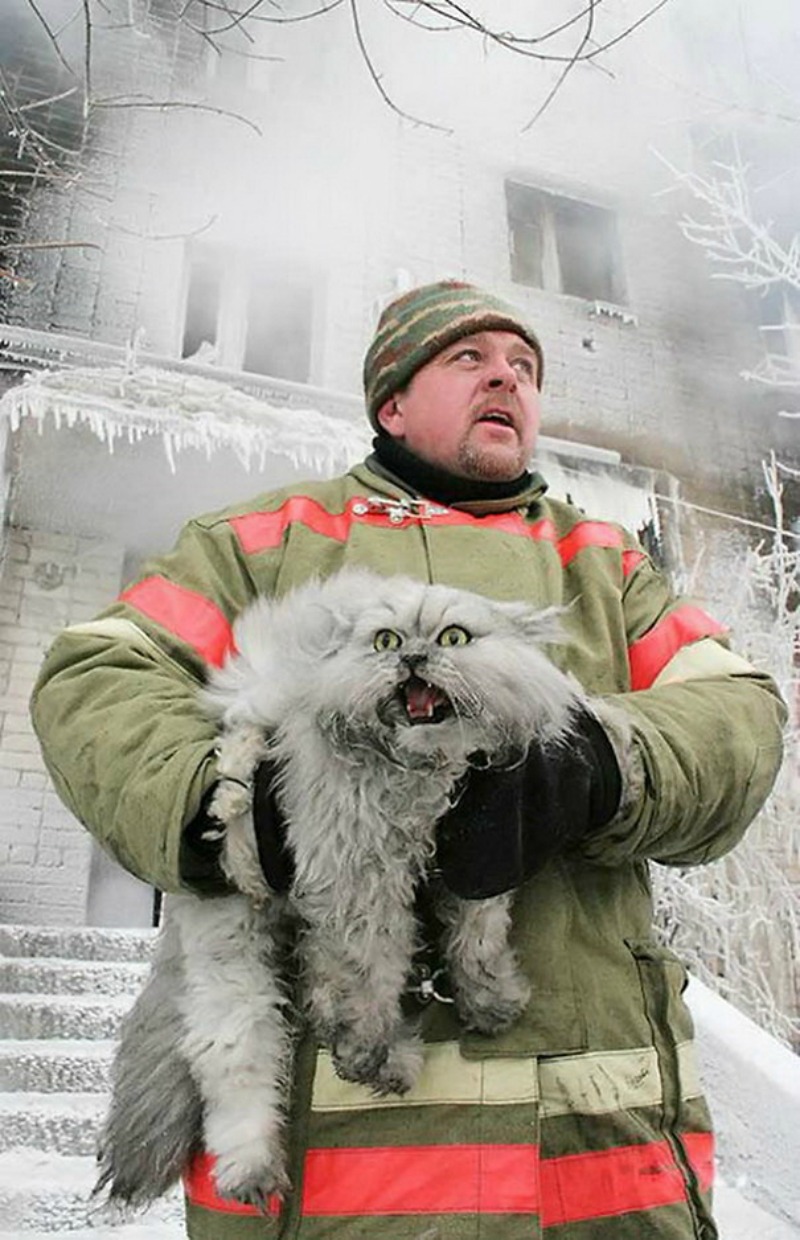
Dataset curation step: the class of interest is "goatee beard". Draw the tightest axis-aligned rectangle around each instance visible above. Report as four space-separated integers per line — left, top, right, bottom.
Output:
456 440 526 482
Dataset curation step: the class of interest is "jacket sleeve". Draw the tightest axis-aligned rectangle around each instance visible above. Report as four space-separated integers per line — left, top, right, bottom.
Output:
30 513 270 894
580 549 787 867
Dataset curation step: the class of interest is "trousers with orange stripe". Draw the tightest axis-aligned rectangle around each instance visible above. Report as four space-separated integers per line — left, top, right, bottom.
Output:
182 1024 717 1239
29 462 786 1239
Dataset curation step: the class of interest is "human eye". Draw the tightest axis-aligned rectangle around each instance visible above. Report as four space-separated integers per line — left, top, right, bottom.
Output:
511 355 535 380
450 346 482 364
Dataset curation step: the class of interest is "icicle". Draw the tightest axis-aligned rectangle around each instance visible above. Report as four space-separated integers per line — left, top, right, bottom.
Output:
163 431 177 474
0 362 371 477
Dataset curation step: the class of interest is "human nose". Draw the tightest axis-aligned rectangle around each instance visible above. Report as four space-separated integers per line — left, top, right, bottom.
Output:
485 356 517 390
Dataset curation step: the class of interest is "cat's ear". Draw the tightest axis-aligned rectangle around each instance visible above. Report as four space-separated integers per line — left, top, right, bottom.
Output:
496 601 569 646
294 599 355 658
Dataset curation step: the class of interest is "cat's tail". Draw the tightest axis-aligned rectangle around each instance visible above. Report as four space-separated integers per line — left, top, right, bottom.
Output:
93 917 203 1210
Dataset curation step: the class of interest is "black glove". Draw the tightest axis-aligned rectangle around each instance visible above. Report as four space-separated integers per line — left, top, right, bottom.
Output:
251 758 295 893
435 708 622 900
180 758 294 895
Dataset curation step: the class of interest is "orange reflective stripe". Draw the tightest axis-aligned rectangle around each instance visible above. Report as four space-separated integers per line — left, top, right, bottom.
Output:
183 1153 281 1215
622 548 646 577
541 1134 714 1226
119 576 235 667
227 496 630 572
228 496 552 551
628 605 727 690
228 497 356 552
300 1144 540 1216
557 520 623 565
183 1133 713 1220
682 1130 714 1192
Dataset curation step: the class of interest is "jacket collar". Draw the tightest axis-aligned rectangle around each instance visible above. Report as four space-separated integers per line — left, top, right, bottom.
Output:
352 453 549 517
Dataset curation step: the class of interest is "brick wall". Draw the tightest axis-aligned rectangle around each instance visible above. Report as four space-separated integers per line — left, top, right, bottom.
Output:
0 527 125 925
4 4 795 515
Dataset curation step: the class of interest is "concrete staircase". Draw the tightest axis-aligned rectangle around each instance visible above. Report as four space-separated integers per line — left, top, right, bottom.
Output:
2 925 799 1239
0 925 183 1238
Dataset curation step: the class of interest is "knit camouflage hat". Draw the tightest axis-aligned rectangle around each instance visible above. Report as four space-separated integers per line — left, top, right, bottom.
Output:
363 280 544 429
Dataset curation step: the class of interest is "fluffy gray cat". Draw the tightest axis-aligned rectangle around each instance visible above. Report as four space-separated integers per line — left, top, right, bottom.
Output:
95 567 588 1212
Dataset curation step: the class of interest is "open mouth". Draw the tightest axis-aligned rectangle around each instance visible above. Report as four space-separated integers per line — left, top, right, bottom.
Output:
399 674 453 725
477 410 515 429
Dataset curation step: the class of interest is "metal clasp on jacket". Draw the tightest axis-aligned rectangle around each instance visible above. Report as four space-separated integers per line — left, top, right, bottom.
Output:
352 496 450 524
406 963 455 1005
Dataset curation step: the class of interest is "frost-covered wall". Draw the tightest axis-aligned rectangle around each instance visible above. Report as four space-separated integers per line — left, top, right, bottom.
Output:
0 527 125 925
1 0 796 933
3 0 796 519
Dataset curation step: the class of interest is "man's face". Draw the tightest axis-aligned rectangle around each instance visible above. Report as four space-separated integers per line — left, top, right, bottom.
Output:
376 330 541 482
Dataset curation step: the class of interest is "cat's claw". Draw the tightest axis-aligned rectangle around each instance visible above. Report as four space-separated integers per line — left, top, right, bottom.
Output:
216 1162 289 1214
332 1032 423 1095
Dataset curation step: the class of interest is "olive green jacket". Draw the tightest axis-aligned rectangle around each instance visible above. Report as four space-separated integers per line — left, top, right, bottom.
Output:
30 460 785 1237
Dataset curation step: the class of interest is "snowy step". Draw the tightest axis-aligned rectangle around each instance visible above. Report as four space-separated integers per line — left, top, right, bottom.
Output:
715 1180 800 1240
0 1226 183 1240
0 1224 183 1240
0 956 150 998
0 1091 108 1155
0 1039 115 1093
0 925 155 963
0 993 133 1040
0 1148 182 1233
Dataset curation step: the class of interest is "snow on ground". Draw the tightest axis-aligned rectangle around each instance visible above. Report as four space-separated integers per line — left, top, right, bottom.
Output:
716 1181 800 1240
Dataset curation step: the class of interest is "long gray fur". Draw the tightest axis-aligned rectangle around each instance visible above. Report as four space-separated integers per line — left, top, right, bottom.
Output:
95 568 594 1212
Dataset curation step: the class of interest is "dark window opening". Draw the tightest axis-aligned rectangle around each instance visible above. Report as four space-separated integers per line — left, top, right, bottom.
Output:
182 253 222 360
181 245 315 380
506 182 545 288
506 181 626 305
243 278 312 382
553 197 622 303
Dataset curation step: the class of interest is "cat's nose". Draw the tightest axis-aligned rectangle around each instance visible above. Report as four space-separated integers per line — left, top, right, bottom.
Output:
402 652 428 672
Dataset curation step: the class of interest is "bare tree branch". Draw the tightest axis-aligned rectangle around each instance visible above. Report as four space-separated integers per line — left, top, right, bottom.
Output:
89 95 264 137
19 86 81 114
347 0 452 133
193 0 345 26
581 0 673 63
391 0 672 66
52 4 84 41
92 211 220 241
521 0 596 133
81 0 93 119
0 238 102 251
202 0 270 36
22 0 78 77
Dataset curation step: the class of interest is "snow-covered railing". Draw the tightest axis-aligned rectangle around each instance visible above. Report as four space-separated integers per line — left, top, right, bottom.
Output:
0 323 364 424
0 322 630 468
687 976 800 1228
0 360 372 476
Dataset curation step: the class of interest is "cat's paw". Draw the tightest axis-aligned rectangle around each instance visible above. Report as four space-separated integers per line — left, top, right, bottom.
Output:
456 972 531 1034
332 1030 423 1095
331 1034 389 1086
214 1153 289 1214
369 1035 424 1096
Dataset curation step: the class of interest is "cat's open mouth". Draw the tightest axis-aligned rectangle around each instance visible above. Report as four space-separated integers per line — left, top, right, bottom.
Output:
399 675 453 725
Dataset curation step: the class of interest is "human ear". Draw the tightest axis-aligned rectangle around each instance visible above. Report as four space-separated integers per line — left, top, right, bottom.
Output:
376 396 405 438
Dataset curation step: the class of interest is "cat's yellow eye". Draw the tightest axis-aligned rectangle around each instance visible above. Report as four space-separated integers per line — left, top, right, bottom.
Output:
373 629 403 652
437 625 472 648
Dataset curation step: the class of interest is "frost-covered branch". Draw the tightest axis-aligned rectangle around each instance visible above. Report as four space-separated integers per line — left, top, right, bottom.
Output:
655 149 800 411
655 150 800 293
655 457 800 1047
